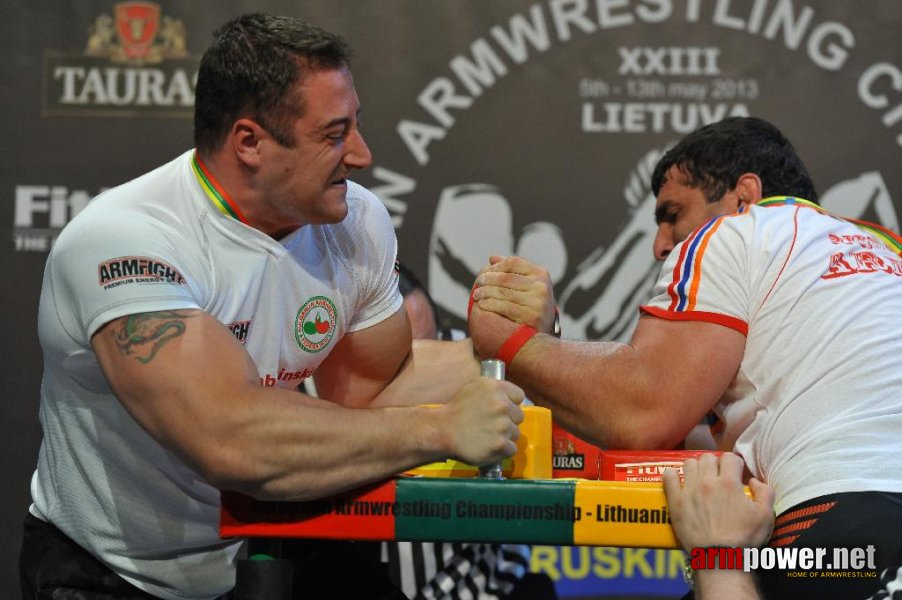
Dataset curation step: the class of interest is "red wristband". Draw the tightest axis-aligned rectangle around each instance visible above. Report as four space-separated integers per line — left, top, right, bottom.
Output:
495 324 538 367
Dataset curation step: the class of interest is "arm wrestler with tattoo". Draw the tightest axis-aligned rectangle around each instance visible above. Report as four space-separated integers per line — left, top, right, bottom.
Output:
21 14 526 600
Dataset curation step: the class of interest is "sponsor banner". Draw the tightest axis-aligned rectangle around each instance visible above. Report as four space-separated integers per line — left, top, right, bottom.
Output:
219 476 731 549
552 422 603 480
220 481 398 541
42 2 196 118
44 53 197 117
530 545 689 598
395 478 575 544
599 449 723 482
12 185 97 253
220 476 712 597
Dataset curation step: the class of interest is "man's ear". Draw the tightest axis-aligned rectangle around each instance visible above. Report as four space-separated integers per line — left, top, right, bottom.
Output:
734 173 763 209
231 118 266 169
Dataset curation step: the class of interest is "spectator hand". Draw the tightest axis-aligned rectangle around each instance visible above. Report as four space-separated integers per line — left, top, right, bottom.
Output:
441 377 524 466
663 453 775 551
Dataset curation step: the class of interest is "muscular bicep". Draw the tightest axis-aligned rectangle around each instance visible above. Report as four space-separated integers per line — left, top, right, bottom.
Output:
631 314 745 440
313 307 413 407
91 309 261 472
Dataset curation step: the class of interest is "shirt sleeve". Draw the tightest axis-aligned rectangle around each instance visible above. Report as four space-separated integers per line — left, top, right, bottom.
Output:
46 208 203 343
639 214 750 336
337 183 404 333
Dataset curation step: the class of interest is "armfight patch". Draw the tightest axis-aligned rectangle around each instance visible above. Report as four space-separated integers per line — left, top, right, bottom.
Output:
97 256 187 290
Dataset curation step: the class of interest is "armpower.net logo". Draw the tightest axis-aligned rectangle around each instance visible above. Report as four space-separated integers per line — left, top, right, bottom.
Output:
690 545 878 579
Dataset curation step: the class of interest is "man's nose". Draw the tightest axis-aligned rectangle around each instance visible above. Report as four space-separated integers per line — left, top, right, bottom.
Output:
653 225 674 261
344 128 372 170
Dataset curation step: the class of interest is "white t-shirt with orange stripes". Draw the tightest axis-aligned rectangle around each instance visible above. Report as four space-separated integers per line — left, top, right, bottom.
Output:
641 198 902 514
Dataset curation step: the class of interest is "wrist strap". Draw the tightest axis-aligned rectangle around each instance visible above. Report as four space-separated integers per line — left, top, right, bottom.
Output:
495 324 537 367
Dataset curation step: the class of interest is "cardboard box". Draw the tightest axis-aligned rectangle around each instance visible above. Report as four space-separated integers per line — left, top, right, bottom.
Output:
551 423 723 482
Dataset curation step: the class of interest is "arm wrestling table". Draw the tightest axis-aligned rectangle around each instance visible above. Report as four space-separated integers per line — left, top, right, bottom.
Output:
221 405 729 598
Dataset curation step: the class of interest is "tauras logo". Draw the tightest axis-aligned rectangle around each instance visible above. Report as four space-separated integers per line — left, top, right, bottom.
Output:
552 454 585 470
98 256 186 287
43 2 196 117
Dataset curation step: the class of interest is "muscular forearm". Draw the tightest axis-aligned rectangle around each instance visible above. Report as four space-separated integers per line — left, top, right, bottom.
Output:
202 386 452 500
506 334 692 449
199 373 523 502
369 339 480 407
96 309 516 503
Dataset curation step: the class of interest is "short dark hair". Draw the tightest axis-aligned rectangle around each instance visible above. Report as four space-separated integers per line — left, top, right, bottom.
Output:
194 13 352 154
651 116 818 204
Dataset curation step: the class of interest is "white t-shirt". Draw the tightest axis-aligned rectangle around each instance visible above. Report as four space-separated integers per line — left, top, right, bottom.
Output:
32 150 403 599
641 198 902 514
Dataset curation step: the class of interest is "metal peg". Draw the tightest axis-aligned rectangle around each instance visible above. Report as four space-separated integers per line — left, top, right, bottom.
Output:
478 359 506 480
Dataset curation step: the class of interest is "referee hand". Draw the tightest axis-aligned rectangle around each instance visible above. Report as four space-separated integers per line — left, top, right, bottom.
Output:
663 452 775 551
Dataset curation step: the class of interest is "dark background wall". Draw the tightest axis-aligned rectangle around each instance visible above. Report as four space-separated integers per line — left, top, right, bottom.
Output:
3 2 900 597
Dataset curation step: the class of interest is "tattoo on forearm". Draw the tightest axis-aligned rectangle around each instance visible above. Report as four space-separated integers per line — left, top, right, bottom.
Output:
115 310 195 364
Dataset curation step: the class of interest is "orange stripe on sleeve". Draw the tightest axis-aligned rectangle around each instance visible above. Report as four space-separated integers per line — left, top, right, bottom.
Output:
687 218 725 311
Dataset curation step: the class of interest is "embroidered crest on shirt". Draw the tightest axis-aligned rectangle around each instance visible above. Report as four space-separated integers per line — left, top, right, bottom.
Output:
295 296 337 353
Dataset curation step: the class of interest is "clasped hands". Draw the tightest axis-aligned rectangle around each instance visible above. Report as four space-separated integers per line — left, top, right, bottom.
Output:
468 254 557 360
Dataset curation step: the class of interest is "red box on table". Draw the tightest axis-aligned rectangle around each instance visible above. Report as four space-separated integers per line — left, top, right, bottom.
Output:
552 422 720 481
